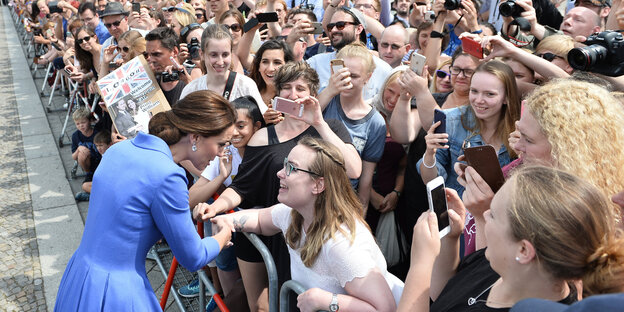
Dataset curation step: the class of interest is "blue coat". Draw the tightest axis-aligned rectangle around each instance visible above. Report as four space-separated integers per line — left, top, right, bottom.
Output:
55 132 220 311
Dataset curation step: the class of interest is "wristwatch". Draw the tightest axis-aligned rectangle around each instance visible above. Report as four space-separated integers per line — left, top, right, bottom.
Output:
329 293 339 311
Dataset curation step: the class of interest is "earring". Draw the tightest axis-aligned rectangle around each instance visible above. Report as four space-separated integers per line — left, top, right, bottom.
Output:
191 141 197 152
515 257 520 262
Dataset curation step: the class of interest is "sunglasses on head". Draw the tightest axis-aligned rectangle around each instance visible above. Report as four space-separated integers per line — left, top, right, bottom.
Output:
222 23 241 32
104 19 124 29
537 52 561 62
435 69 450 79
77 36 91 44
327 21 357 31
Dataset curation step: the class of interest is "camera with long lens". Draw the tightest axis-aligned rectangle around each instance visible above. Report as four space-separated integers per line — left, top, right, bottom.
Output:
499 0 524 17
567 31 624 77
188 37 200 60
444 0 462 10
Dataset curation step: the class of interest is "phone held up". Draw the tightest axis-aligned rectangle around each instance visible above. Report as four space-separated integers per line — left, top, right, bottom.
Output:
330 59 344 74
273 97 304 118
462 145 506 193
132 2 141 13
433 109 446 134
427 176 451 238
461 36 484 59
410 53 427 75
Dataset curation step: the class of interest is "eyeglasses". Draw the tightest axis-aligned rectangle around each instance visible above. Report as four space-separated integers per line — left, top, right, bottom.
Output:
450 66 475 77
354 3 377 11
380 42 406 50
196 13 205 19
222 23 241 32
104 18 125 29
77 36 91 44
327 21 357 31
162 6 176 12
283 158 320 177
117 46 130 52
436 70 450 79
537 52 562 62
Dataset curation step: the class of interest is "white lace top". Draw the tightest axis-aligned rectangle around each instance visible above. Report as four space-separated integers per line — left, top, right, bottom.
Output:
270 204 404 303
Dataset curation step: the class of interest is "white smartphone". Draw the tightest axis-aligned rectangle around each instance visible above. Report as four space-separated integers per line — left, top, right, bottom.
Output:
273 96 304 118
426 176 450 238
410 53 427 76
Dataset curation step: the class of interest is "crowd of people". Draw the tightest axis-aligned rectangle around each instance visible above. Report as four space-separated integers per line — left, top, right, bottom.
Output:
11 0 624 310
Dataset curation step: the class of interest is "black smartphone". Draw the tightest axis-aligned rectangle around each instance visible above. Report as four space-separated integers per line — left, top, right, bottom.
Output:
132 2 141 12
434 109 446 134
463 145 506 193
243 18 259 33
257 12 279 23
48 2 63 14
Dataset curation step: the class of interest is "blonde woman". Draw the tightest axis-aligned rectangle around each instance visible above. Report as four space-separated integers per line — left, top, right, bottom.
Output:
171 3 197 37
212 137 402 312
101 30 146 76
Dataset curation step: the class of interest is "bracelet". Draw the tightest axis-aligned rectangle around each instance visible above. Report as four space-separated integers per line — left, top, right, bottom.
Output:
422 156 437 169
471 29 483 34
392 189 401 197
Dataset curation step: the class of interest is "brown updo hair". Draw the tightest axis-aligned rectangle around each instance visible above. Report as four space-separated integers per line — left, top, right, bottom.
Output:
148 90 236 145
506 166 624 297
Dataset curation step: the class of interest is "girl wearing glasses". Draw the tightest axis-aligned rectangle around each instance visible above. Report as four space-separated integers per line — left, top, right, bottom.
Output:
430 59 453 94
65 26 101 83
218 9 246 74
194 62 362 312
101 30 146 76
212 137 402 312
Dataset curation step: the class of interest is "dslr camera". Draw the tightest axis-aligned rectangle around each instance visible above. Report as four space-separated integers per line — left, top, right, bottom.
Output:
160 70 184 82
499 0 524 17
444 0 462 10
567 31 624 77
188 37 200 60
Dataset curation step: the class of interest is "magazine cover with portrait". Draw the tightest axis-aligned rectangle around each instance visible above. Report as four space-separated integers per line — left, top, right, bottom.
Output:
97 55 170 139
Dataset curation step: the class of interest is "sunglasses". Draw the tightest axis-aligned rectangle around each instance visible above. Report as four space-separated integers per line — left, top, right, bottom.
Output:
537 52 562 62
327 21 357 31
222 23 242 32
104 19 124 29
196 13 205 18
436 70 450 79
77 36 91 44
380 42 405 50
117 46 130 52
283 158 320 177
162 6 176 12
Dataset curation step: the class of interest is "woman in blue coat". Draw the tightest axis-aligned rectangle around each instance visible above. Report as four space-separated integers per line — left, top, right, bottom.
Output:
54 90 237 311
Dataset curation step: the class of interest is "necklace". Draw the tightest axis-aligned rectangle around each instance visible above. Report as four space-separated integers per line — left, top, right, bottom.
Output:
467 282 495 306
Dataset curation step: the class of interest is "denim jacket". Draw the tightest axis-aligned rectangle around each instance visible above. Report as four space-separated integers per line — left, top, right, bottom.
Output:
417 106 512 197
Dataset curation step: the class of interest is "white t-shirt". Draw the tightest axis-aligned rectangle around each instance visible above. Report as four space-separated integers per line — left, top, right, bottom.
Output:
200 145 242 187
270 204 404 305
179 73 267 114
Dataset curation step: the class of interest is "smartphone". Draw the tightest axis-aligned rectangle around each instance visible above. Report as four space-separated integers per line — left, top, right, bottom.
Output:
46 29 54 37
330 59 344 74
132 2 141 13
433 109 446 134
426 176 450 237
48 2 63 14
243 18 259 33
410 53 426 75
257 12 279 23
311 22 323 34
51 42 62 51
461 36 484 59
463 145 506 193
274 97 304 118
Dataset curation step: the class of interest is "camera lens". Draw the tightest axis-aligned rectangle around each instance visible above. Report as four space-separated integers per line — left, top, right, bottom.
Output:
499 2 516 17
444 0 461 10
568 45 608 71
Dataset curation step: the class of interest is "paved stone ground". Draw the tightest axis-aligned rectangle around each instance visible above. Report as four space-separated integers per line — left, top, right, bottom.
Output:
0 9 47 312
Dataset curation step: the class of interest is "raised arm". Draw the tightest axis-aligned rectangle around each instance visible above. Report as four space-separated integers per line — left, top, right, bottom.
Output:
265 0 283 38
390 70 425 144
236 23 262 70
423 0 447 72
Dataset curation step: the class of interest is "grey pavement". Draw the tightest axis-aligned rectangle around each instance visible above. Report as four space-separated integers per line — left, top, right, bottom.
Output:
0 6 185 312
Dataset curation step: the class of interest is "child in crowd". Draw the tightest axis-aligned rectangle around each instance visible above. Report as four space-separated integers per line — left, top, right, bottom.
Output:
71 107 99 185
75 131 112 201
180 96 265 309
